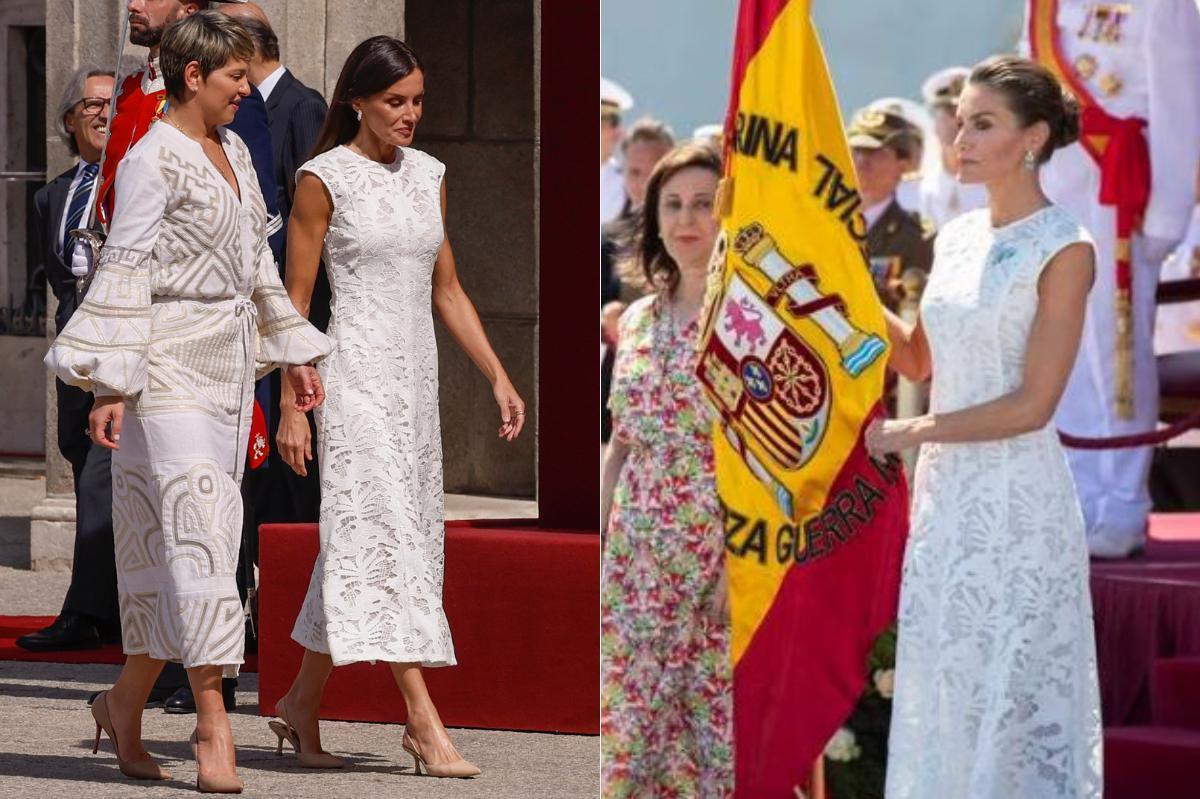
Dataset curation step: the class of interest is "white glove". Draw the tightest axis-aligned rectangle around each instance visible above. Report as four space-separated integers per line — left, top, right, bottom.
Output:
70 241 94 278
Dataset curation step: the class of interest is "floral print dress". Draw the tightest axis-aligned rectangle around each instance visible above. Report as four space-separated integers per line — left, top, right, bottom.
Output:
601 293 733 798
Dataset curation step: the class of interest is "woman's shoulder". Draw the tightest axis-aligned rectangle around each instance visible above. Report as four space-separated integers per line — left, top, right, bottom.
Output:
1040 204 1092 244
401 147 445 180
619 293 658 334
298 146 345 175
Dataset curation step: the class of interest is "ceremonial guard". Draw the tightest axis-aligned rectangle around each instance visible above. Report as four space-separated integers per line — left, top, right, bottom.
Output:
846 107 934 309
865 97 931 216
918 66 989 230
1024 0 1200 557
600 77 633 225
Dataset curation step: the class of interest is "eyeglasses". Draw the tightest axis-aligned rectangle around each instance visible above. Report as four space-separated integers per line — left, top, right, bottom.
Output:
78 97 112 115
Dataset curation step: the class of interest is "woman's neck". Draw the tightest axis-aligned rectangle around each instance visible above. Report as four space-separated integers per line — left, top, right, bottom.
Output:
165 99 216 142
668 264 708 317
986 167 1049 228
348 126 397 164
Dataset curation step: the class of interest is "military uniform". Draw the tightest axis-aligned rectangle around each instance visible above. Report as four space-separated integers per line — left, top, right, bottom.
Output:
1023 0 1200 557
846 108 935 307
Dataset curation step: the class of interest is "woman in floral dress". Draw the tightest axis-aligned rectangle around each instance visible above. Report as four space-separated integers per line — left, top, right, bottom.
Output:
600 143 733 797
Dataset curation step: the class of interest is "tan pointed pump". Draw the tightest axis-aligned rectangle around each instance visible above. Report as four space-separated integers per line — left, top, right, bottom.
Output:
190 728 244 794
267 695 345 769
90 690 171 781
401 731 481 778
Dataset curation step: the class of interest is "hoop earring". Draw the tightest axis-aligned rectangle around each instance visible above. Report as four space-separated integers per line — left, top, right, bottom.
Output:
1023 150 1037 171
355 109 363 122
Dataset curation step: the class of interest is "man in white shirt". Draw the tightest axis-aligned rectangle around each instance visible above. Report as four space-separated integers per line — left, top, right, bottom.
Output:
600 77 634 225
918 66 988 231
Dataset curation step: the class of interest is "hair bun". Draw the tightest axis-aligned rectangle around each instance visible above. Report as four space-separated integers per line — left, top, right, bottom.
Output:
1053 89 1081 150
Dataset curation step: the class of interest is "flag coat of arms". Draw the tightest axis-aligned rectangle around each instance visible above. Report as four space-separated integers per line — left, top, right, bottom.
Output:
695 1 910 794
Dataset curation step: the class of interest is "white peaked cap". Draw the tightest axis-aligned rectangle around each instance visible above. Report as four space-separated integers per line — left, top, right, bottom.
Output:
601 77 634 112
921 66 971 106
692 123 723 140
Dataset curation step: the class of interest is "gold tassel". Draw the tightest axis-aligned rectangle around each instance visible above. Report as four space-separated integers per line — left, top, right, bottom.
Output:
715 175 734 219
1115 288 1134 420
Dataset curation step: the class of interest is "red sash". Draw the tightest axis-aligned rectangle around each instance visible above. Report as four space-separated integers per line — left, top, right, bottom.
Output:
1028 0 1151 419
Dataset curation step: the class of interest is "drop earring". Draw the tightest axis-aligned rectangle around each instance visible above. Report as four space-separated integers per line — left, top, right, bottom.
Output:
1024 150 1037 170
355 109 363 122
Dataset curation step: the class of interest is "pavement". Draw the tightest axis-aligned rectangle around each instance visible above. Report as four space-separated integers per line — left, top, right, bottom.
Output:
0 471 597 798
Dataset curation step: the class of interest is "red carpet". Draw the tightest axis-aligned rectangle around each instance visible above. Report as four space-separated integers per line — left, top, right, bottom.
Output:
0 616 258 671
257 520 599 734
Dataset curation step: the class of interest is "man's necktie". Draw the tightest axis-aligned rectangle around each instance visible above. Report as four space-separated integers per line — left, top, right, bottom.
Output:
62 161 99 259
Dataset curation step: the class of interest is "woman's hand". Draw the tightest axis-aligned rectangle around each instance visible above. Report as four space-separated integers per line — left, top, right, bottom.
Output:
277 407 313 477
711 564 730 624
494 379 526 442
88 395 124 451
865 416 930 458
287 364 325 412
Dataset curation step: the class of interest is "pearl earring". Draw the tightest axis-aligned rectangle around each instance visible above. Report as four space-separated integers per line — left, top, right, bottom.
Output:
355 109 362 122
1023 150 1037 170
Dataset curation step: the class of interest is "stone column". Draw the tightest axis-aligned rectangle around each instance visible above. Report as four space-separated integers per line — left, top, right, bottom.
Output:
406 0 537 497
30 0 126 571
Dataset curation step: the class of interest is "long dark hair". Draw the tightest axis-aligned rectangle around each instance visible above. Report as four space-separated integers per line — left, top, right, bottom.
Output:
309 36 423 159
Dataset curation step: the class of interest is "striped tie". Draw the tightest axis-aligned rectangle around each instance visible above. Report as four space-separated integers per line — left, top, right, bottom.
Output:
62 162 99 259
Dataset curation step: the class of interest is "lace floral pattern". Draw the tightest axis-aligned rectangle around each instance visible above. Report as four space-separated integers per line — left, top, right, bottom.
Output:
886 207 1102 798
290 146 454 667
601 295 733 798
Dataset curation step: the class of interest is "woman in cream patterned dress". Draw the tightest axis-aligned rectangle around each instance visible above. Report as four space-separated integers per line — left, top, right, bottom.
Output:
46 13 331 793
868 56 1102 798
269 37 526 778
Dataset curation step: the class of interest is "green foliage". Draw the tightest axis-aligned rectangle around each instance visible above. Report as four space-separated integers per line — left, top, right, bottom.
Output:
823 625 896 799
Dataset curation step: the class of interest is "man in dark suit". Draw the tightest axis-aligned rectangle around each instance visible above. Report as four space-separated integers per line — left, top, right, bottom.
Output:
232 8 330 526
18 67 121 653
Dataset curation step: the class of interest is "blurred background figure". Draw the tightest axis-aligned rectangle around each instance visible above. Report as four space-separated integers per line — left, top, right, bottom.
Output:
600 117 674 444
918 66 988 231
601 76 634 226
866 96 931 215
847 106 933 310
691 122 723 151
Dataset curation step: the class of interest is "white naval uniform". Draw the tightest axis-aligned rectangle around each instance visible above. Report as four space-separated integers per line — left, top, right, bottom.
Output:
1022 0 1200 554
601 157 627 225
1154 204 1200 447
918 167 989 231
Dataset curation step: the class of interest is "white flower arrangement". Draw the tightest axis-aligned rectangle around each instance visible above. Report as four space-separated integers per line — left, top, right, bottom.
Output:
873 668 895 699
824 727 862 762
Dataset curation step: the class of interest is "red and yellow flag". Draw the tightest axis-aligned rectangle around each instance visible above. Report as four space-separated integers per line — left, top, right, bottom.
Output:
696 1 909 794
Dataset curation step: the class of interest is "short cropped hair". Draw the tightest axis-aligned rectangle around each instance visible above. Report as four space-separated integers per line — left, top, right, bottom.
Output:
237 16 280 62
160 10 255 101
54 66 115 156
620 117 675 154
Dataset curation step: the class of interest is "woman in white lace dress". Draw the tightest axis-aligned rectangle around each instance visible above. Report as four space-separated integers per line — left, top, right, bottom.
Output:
867 56 1103 797
267 37 525 778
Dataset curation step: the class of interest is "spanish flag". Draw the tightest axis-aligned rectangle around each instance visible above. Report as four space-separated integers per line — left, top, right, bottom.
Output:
695 1 909 794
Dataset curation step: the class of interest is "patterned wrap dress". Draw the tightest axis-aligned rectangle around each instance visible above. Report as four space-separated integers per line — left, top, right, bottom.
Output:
601 293 734 798
289 145 455 668
46 122 332 676
885 206 1103 798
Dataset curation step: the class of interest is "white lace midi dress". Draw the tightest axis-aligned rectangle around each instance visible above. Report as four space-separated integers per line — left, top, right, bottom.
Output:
885 206 1103 798
290 145 455 668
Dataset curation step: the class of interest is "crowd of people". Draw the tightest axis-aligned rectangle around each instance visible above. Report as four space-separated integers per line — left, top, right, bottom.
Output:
25 0 527 792
600 0 1200 794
